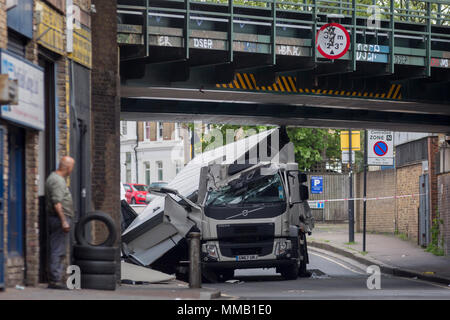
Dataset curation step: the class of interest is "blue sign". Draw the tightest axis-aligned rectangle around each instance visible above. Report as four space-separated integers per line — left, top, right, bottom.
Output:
0 50 44 130
311 176 323 194
7 0 33 39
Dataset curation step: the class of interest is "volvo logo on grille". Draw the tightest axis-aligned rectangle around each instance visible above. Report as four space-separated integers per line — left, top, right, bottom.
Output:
226 207 264 220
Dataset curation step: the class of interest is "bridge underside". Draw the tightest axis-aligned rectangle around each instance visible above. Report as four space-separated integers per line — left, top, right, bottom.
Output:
121 87 450 132
118 0 450 133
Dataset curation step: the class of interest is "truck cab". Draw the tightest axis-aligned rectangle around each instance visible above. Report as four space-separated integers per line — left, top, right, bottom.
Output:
197 161 314 281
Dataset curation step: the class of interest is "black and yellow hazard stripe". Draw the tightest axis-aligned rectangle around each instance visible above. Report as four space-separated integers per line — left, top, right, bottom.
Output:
216 73 402 100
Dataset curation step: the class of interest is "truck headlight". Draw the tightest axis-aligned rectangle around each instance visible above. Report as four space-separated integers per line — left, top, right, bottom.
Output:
275 240 292 256
202 244 218 259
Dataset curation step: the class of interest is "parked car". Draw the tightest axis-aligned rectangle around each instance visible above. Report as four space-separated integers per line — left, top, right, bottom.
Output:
123 183 149 204
148 181 168 189
146 182 168 203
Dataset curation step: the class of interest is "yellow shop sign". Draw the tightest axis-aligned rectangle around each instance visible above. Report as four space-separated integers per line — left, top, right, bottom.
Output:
36 1 65 55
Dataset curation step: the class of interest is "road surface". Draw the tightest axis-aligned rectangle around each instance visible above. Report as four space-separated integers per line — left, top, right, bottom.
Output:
204 249 450 300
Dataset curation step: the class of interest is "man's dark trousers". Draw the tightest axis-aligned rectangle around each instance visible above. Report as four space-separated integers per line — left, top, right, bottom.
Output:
48 216 72 284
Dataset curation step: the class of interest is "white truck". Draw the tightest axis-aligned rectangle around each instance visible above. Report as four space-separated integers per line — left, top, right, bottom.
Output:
121 127 314 281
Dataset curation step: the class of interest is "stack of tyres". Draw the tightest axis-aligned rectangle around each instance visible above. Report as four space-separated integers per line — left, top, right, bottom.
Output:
74 212 119 290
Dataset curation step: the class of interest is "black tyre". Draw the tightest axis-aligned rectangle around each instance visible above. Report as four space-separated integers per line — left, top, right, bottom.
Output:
81 274 116 291
298 233 311 277
73 245 118 261
280 263 298 280
75 211 117 247
131 198 136 204
74 259 116 274
217 269 234 282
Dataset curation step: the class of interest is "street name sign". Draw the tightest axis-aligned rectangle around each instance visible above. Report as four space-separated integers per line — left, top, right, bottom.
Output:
368 130 394 166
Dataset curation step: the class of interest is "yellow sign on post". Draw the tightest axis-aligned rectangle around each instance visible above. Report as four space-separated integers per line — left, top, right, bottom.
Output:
340 131 361 151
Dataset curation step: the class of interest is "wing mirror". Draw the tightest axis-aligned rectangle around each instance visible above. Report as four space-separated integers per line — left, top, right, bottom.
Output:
298 173 307 183
299 185 309 201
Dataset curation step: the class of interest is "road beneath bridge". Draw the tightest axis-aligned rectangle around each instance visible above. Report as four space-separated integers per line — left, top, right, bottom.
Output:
205 249 450 300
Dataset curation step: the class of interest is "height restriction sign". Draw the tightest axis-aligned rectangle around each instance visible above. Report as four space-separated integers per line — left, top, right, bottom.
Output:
368 130 394 166
316 23 350 59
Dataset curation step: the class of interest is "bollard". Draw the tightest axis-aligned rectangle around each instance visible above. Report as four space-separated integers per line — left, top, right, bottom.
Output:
188 232 202 288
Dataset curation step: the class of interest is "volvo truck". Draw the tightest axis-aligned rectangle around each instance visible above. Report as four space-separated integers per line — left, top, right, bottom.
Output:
121 128 314 281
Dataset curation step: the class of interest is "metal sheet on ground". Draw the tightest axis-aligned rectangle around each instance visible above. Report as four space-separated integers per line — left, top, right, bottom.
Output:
121 261 175 283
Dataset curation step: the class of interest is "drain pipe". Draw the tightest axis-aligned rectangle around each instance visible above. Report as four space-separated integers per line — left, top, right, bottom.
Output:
134 123 139 183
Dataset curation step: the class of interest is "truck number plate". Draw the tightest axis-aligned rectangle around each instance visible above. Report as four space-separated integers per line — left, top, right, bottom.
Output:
236 255 258 261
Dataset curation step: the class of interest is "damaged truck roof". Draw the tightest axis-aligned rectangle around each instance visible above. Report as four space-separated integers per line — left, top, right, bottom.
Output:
122 128 292 267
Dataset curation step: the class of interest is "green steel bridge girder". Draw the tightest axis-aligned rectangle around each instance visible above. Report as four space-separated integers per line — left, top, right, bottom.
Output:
117 0 450 103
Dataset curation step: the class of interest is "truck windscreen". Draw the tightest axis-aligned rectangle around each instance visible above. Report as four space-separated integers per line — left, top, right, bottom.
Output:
206 173 285 207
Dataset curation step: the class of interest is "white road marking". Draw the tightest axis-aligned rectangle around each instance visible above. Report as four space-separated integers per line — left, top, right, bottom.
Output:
309 251 366 275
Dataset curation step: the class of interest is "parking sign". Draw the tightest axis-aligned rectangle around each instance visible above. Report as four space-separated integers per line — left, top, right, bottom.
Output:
311 176 323 194
368 130 394 166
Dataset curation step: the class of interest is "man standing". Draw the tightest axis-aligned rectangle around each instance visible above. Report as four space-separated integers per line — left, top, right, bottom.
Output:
45 156 75 289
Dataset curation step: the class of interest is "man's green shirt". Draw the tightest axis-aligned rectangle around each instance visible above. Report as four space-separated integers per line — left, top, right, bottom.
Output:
45 172 74 217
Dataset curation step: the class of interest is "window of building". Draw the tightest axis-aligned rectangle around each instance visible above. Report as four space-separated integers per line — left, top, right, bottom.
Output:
145 162 151 186
176 160 183 174
157 122 163 141
144 122 151 140
174 123 180 140
125 152 132 183
157 161 163 181
122 121 127 136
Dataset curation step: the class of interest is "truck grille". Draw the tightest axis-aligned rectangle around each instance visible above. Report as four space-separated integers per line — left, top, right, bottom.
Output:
217 223 275 257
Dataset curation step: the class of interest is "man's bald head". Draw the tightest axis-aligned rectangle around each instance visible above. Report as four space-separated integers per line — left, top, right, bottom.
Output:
58 156 75 176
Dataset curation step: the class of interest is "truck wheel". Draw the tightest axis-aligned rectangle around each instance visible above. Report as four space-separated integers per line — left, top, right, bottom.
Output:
280 263 298 280
217 269 234 282
298 233 311 278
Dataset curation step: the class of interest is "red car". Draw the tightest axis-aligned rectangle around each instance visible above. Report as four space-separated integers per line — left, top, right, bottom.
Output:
123 183 149 204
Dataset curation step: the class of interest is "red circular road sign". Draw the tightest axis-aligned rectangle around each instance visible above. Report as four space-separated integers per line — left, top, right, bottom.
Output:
373 141 388 156
316 23 350 60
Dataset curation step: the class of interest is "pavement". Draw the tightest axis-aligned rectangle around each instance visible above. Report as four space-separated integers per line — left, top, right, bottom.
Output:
308 223 450 285
0 280 222 300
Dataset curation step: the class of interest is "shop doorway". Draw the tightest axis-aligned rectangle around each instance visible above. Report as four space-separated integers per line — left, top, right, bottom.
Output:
0 127 5 290
38 55 57 283
7 126 25 258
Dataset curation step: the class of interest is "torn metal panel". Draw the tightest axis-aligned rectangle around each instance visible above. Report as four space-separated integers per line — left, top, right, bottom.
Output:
122 128 290 266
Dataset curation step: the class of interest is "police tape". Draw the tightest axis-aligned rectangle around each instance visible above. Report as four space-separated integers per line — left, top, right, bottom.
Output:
307 192 427 204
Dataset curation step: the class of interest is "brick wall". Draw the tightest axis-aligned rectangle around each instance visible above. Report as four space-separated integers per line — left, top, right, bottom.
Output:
428 137 439 220
0 0 76 287
395 163 421 242
355 169 396 233
0 0 6 49
91 0 121 244
24 131 40 286
438 173 450 256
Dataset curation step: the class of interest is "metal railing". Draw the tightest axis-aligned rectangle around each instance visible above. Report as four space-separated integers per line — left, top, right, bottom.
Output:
117 0 450 75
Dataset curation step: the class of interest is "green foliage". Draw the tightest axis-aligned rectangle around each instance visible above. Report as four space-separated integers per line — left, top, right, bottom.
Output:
425 211 444 256
191 0 449 25
287 127 341 171
395 231 409 241
188 124 343 171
